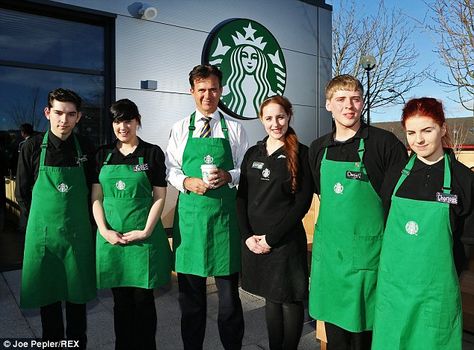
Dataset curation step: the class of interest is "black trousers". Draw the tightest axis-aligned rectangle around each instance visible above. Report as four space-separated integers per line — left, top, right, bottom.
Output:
178 272 244 350
40 301 86 349
111 287 157 350
325 322 372 350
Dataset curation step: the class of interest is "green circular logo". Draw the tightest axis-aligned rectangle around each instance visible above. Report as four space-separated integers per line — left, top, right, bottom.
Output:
203 19 287 120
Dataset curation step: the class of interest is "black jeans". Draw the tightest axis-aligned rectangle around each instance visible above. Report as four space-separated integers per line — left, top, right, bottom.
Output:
40 301 86 349
178 272 244 350
111 287 157 350
325 322 372 350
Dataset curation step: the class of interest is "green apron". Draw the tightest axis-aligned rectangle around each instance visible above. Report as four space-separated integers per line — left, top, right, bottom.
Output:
20 131 96 308
173 112 241 277
309 138 384 331
96 153 172 289
372 154 462 349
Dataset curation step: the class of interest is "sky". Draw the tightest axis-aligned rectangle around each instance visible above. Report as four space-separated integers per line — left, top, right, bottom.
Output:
326 0 473 122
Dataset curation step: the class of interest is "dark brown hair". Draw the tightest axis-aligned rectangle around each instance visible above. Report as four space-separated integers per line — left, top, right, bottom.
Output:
47 88 82 111
188 64 223 88
401 97 452 148
259 95 299 193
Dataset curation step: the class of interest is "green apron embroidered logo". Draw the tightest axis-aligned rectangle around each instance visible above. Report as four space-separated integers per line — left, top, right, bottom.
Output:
405 221 419 235
203 155 214 164
203 19 286 120
333 182 344 194
115 180 126 191
57 183 69 193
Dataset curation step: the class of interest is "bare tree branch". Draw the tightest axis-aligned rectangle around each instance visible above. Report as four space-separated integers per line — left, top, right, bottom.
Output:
332 0 426 119
426 0 474 112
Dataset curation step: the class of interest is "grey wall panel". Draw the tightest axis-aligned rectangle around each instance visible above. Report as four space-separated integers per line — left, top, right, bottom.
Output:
53 0 327 55
319 107 332 136
283 51 317 108
292 105 317 145
116 16 205 93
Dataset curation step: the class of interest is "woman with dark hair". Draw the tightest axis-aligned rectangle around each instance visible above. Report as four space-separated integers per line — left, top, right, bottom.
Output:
92 99 172 350
236 95 314 349
372 97 474 349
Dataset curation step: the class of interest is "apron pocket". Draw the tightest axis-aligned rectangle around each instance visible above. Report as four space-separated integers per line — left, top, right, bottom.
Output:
424 296 461 346
352 235 382 270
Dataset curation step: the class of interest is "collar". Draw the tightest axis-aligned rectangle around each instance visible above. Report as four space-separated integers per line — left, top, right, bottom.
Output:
322 122 369 147
112 137 143 157
48 129 75 149
195 109 220 122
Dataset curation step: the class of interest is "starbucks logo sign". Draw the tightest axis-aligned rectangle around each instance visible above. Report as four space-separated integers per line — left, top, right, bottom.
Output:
203 19 286 120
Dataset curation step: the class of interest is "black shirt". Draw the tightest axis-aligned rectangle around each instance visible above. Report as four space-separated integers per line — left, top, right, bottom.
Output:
15 131 96 210
380 150 474 273
236 140 314 247
308 123 408 196
94 138 167 187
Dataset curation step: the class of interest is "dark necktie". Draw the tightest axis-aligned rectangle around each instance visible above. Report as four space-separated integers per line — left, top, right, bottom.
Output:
200 117 211 138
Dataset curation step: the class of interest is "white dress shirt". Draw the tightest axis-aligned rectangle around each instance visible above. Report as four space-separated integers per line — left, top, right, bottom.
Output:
165 109 249 193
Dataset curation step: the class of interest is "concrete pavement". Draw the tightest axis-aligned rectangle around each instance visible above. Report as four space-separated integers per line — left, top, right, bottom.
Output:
0 270 318 349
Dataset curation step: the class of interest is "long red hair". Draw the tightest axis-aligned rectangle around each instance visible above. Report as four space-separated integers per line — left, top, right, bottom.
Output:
259 95 299 193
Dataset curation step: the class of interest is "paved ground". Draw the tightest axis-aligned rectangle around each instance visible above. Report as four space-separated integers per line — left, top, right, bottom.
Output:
0 270 319 350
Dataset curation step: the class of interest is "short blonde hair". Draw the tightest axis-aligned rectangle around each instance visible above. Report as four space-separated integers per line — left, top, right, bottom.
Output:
325 74 364 100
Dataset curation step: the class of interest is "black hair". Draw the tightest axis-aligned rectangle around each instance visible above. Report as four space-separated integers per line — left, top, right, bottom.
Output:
110 99 142 126
47 88 82 111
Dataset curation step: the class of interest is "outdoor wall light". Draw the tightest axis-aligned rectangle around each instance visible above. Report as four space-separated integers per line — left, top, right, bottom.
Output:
138 3 158 20
360 55 376 126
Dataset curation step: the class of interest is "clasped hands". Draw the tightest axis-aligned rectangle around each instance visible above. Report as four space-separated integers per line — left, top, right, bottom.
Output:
246 235 271 255
101 229 150 245
184 168 231 195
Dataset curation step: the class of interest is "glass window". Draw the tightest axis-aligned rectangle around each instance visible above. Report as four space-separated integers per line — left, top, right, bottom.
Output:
0 6 110 176
0 8 104 71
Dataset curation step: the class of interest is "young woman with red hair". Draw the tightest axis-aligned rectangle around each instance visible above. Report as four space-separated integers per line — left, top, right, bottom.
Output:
236 95 314 349
372 97 474 349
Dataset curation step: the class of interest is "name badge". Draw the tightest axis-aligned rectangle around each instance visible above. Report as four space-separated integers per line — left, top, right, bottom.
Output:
252 161 264 169
134 163 149 172
346 170 365 181
436 192 458 205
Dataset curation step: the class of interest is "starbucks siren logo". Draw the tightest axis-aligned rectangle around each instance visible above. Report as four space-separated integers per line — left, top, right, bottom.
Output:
203 19 286 120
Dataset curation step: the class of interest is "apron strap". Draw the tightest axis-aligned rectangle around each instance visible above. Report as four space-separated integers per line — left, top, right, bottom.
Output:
103 152 113 165
357 138 365 172
219 112 229 140
39 132 49 169
138 156 144 165
393 153 417 195
188 112 196 139
442 153 451 193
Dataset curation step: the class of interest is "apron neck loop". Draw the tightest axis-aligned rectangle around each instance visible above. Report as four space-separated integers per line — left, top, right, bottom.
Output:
357 138 365 171
188 111 229 140
39 132 49 168
138 156 144 165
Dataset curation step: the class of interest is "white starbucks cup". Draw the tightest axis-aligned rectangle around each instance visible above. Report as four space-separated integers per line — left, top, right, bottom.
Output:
201 164 217 184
